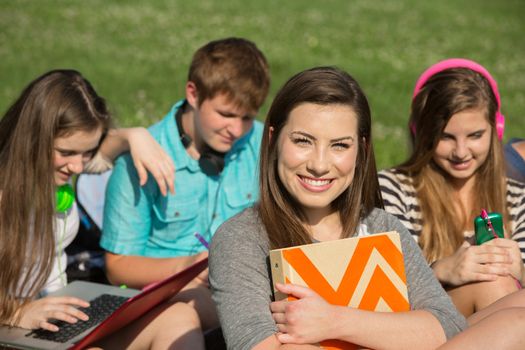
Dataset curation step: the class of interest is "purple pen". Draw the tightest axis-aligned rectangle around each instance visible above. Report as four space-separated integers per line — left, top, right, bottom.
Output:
194 232 210 250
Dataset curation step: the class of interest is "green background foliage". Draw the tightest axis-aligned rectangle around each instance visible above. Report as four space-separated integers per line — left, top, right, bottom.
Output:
1 0 524 169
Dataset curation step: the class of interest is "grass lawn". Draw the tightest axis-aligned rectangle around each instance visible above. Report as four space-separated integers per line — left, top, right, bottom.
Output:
1 0 524 169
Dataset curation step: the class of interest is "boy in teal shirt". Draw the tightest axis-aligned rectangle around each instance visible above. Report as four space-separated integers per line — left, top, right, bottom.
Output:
101 37 270 348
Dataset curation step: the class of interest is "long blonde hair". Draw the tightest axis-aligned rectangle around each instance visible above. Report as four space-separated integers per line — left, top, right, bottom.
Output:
399 67 508 262
0 70 110 325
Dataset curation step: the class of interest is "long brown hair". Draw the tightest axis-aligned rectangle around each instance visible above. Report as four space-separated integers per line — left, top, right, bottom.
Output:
399 67 508 262
0 70 110 325
258 66 383 249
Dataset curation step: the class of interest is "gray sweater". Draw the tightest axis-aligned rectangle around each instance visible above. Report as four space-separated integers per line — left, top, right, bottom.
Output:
209 207 467 350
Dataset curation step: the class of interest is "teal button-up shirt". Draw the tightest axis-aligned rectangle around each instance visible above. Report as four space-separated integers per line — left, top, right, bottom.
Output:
101 100 262 257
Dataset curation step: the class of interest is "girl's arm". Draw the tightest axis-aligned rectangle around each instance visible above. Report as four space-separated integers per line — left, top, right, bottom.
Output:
209 210 279 350
271 283 445 350
253 335 319 350
86 127 175 196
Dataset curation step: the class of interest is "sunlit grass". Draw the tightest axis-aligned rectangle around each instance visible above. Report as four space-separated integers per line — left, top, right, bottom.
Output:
1 0 524 169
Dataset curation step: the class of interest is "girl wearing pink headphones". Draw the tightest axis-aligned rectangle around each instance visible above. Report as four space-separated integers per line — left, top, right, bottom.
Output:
379 59 525 318
0 70 179 347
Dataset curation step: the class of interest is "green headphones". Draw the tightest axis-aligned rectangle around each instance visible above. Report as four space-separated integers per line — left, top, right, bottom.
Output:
56 184 75 213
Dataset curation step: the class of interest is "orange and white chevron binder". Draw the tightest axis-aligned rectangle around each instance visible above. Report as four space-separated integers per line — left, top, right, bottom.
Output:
269 231 409 350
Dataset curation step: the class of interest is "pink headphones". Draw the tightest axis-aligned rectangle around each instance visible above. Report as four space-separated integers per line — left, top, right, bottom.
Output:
411 58 505 141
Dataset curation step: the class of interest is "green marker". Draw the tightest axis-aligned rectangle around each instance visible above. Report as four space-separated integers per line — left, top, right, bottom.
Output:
119 284 127 289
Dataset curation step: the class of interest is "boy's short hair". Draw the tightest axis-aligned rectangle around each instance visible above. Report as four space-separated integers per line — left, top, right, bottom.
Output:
188 37 270 112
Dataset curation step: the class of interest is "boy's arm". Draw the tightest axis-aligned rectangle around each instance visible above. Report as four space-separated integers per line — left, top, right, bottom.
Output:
104 251 208 289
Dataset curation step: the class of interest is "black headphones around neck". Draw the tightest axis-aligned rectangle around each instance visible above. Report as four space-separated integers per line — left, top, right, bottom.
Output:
175 103 225 176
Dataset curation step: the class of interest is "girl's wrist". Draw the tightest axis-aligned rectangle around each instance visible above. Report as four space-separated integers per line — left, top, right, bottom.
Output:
429 258 449 285
329 304 356 342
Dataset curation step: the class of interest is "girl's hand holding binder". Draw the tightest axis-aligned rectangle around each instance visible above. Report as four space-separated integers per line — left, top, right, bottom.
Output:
270 283 335 344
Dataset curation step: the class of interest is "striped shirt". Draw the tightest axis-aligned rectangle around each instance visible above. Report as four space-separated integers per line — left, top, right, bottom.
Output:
379 168 525 263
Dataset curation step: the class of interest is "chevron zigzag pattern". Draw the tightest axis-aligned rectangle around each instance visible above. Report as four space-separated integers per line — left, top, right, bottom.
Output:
270 231 409 350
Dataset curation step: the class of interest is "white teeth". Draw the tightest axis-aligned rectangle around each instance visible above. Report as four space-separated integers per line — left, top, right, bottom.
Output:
450 160 470 166
302 177 331 186
450 158 470 164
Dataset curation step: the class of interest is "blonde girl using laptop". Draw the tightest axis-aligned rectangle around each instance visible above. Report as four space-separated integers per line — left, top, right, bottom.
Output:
0 69 190 349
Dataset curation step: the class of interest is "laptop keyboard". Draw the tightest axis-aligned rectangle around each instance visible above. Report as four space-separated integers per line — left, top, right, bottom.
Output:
26 293 129 343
